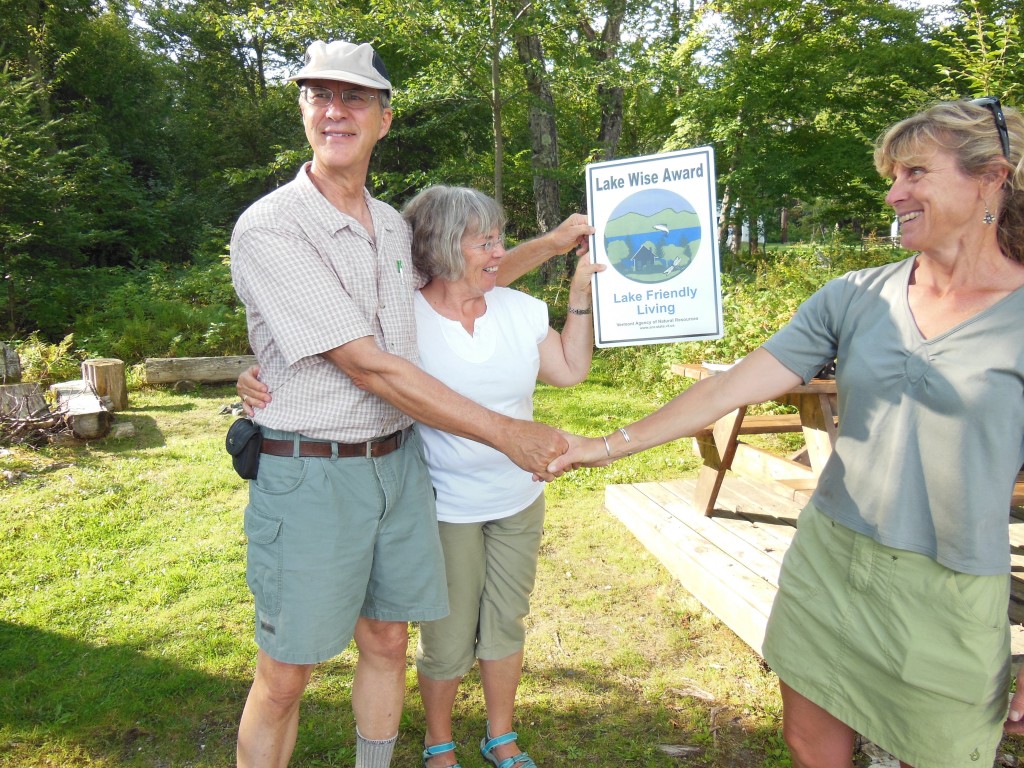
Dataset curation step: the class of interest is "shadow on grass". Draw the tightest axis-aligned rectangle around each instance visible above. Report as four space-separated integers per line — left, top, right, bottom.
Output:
128 402 199 413
0 619 788 766
0 619 249 764
393 662 784 768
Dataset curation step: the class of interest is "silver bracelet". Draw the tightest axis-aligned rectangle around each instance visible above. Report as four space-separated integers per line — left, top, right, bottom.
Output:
567 306 592 315
619 427 634 455
601 435 611 457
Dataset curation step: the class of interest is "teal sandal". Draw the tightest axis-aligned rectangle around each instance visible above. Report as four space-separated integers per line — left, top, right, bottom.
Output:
422 740 462 768
480 724 537 768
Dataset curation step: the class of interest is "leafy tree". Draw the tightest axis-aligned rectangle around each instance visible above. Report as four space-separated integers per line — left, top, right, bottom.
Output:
933 0 1023 100
0 65 86 336
666 0 941 257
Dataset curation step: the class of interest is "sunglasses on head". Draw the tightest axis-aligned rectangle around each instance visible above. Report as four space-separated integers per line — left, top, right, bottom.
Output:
971 96 1010 159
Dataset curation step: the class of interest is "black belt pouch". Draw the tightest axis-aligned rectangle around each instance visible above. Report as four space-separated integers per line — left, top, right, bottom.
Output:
226 418 262 480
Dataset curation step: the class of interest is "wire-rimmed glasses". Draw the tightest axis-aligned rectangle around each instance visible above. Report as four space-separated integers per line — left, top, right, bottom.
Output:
301 86 378 110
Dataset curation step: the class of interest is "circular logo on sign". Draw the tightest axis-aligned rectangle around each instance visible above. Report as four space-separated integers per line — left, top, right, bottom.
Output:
603 189 702 285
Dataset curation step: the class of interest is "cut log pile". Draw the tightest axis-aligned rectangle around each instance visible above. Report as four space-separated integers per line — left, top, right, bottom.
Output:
2 351 252 445
0 382 61 445
0 349 126 445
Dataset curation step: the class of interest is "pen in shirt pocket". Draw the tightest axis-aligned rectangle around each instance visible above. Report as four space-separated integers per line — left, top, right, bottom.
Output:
396 260 403 275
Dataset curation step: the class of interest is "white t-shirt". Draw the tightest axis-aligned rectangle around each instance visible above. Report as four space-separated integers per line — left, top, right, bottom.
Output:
414 287 549 523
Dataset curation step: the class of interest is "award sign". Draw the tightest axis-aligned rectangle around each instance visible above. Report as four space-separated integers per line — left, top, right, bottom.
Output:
585 147 723 348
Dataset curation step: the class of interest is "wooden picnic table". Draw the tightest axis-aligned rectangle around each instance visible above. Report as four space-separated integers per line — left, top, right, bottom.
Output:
671 363 839 516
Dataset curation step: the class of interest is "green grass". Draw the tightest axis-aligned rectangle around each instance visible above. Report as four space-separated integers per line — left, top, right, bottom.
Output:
0 370 795 767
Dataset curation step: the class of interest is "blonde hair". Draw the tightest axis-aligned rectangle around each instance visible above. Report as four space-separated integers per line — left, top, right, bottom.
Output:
874 99 1024 262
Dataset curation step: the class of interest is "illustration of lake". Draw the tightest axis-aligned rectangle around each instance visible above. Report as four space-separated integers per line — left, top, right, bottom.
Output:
603 189 702 285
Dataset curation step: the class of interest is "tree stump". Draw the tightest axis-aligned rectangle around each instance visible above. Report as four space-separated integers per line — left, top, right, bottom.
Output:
82 358 128 411
50 380 113 439
1 345 21 384
0 383 46 418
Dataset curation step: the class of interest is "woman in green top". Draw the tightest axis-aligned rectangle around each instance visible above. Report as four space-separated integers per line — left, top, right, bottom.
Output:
551 99 1024 768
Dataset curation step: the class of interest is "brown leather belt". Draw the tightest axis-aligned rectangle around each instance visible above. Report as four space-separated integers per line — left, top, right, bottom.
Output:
260 426 412 459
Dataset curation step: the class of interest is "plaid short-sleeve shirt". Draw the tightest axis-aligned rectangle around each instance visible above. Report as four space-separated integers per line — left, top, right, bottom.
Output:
231 164 418 442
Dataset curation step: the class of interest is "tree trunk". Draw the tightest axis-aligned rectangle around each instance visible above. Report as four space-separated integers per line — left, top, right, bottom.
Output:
515 31 562 281
1 344 21 383
25 0 52 124
731 207 744 256
580 1 627 162
780 206 789 244
717 186 733 251
0 383 46 419
598 83 624 161
50 380 112 439
490 0 505 206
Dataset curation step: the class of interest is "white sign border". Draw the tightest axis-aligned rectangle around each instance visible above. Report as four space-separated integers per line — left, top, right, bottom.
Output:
586 147 723 348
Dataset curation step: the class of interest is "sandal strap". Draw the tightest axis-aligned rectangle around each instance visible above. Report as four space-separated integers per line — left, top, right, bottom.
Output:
481 729 536 768
423 740 462 767
481 730 518 753
484 752 536 768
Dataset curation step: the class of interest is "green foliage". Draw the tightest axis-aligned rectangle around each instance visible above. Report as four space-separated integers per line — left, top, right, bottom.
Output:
666 0 942 246
0 0 1015 350
74 256 250 363
14 333 86 386
932 0 1024 100
665 240 902 372
585 239 904 391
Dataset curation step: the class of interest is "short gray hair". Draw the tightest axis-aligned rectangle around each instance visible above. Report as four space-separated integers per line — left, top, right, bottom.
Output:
402 186 505 280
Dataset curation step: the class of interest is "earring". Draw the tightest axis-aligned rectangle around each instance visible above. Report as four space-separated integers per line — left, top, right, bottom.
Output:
983 203 996 225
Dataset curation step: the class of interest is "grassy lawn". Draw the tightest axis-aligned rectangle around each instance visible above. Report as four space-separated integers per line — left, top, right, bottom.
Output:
0 363 792 767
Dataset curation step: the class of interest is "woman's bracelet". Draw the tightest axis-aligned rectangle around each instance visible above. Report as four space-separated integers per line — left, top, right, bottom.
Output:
567 306 592 315
618 427 635 456
601 435 612 457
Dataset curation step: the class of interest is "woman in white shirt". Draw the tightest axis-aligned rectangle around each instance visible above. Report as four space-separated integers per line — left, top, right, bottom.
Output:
403 186 601 768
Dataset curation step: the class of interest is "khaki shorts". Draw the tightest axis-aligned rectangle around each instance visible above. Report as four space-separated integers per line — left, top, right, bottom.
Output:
244 426 448 665
416 493 545 680
763 502 1010 768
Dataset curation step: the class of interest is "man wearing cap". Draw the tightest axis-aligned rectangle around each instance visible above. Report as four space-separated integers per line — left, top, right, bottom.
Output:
230 40 592 768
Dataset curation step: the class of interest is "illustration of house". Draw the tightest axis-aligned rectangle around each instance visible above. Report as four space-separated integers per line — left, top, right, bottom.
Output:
626 244 659 273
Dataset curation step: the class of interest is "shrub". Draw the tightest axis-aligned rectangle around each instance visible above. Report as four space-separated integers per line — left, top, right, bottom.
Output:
13 333 86 386
73 254 250 363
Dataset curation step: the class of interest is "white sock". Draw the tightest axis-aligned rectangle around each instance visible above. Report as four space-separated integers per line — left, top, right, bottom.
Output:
355 728 398 768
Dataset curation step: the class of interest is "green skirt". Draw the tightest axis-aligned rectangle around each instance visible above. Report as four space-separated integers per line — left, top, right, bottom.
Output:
763 503 1010 768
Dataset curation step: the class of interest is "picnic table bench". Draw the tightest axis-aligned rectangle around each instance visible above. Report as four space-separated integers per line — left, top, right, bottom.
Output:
672 363 838 515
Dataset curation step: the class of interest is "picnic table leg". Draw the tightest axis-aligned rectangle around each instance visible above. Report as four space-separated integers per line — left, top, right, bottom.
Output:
692 406 747 516
798 393 838 474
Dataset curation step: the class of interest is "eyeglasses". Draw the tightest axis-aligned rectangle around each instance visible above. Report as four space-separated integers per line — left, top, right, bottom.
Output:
971 96 1010 159
301 86 378 110
468 237 504 253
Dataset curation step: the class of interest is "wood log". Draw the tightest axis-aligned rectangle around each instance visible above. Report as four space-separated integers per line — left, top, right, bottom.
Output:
143 355 257 385
82 358 128 411
1 345 21 383
0 382 46 418
50 379 113 439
